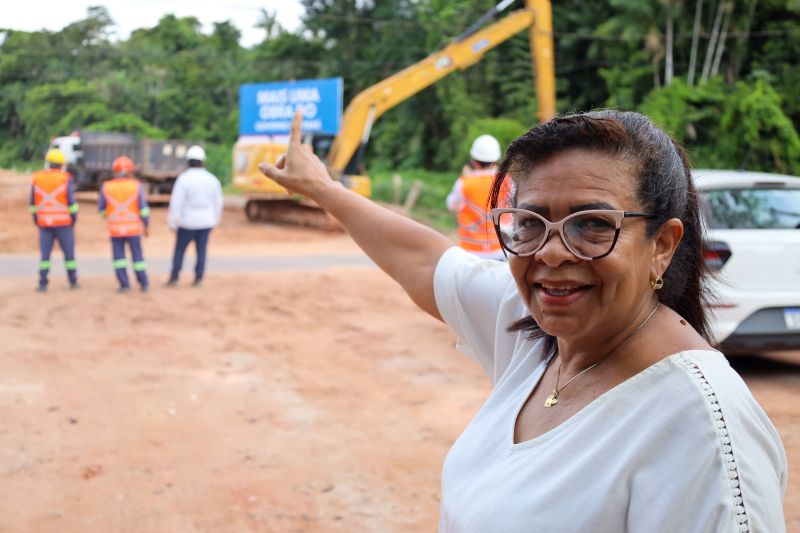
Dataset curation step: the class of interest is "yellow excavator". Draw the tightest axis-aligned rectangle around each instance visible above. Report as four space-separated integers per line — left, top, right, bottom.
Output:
232 0 556 228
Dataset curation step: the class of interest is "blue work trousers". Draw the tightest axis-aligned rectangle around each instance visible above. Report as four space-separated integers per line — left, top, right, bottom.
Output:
169 228 212 282
38 226 77 287
111 236 148 289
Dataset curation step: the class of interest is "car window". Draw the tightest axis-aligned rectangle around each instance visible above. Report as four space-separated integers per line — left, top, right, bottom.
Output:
703 188 800 229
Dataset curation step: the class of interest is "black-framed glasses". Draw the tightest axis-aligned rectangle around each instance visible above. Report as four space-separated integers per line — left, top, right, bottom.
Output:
490 208 657 260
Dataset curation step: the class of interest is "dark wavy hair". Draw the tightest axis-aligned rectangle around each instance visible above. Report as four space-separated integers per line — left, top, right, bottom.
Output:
488 110 713 352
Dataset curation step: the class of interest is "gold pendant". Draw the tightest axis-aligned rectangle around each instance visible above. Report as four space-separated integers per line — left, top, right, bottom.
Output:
544 391 559 407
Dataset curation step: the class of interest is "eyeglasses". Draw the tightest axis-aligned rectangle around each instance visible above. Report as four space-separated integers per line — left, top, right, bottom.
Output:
490 208 657 260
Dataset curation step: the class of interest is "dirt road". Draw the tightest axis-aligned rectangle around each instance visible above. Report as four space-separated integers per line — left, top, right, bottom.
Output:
2 169 798 531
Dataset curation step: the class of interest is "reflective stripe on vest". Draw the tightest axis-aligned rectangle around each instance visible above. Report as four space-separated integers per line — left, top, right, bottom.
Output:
104 178 143 237
32 170 72 227
456 169 502 254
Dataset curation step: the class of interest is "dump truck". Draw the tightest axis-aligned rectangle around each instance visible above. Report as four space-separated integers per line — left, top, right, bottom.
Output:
48 131 197 198
232 0 556 229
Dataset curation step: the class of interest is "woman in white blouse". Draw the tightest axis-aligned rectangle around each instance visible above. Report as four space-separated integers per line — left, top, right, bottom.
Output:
260 109 787 532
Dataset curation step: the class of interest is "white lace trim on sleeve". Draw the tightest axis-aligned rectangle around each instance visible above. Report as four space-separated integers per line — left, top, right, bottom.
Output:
678 355 750 532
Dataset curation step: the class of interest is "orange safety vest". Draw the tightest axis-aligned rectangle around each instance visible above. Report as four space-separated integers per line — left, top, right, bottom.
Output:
103 178 143 237
32 169 73 227
456 167 503 255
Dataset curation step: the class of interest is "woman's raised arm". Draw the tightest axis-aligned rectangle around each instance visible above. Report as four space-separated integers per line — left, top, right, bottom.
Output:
259 111 454 320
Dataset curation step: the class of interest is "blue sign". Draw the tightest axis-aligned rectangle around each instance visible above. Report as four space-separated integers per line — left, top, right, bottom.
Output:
239 78 343 136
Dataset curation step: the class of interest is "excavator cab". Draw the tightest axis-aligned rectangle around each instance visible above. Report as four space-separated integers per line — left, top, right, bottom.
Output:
233 135 370 228
312 133 372 198
232 138 290 197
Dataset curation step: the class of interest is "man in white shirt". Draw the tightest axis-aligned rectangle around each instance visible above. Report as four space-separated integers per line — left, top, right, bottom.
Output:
165 145 223 287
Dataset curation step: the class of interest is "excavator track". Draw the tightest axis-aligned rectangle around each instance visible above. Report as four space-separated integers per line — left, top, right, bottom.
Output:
244 197 342 231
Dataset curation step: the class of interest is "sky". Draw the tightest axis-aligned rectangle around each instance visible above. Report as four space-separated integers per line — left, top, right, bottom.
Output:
0 0 304 48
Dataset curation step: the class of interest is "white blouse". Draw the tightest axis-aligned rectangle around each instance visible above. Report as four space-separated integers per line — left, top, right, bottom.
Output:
433 247 787 533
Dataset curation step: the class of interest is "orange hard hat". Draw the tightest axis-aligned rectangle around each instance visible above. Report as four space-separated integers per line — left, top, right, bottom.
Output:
112 156 135 175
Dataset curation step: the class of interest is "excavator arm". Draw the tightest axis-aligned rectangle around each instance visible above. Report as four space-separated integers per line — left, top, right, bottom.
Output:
326 0 556 176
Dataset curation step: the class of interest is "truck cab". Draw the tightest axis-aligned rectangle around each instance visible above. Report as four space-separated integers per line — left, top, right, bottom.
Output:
49 133 83 175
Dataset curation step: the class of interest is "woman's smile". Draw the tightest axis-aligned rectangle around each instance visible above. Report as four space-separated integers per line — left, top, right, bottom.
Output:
533 279 593 306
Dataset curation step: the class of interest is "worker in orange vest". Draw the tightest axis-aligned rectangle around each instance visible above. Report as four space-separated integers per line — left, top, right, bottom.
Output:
30 148 80 291
98 156 150 293
446 134 505 260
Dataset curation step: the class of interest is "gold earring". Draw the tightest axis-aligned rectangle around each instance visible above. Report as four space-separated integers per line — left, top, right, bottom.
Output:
650 275 664 290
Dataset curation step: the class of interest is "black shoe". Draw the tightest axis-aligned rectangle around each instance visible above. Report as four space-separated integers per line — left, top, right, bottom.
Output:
70 283 80 290
192 279 202 288
36 285 47 293
117 286 130 294
164 279 178 287
140 285 149 293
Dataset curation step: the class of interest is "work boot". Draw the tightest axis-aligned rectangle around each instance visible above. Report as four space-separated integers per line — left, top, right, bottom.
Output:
117 286 130 294
192 279 202 288
70 282 80 290
140 285 149 293
36 285 47 293
164 278 178 288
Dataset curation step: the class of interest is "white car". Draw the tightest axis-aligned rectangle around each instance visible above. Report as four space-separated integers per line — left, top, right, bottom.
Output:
693 169 800 363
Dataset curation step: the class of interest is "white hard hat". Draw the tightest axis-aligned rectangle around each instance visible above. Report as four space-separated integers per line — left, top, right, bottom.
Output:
469 134 501 163
186 145 206 162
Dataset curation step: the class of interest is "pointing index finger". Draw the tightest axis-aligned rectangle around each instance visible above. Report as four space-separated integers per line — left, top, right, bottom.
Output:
289 109 303 146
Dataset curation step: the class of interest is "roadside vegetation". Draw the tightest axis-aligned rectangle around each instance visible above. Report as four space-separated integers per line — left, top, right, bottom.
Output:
2 0 799 228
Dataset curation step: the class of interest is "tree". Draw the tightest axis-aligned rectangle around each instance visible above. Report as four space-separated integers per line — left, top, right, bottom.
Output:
255 9 282 41
0 0 796 178
211 21 241 52
718 78 800 173
18 80 104 158
687 0 704 86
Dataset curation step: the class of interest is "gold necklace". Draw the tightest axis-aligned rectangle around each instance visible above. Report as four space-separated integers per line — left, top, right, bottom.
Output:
544 303 660 408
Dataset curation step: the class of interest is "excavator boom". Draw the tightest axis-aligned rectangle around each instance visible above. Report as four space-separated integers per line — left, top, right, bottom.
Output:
327 0 555 175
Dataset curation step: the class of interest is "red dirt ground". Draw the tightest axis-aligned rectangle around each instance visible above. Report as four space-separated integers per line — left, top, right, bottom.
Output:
1 169 798 531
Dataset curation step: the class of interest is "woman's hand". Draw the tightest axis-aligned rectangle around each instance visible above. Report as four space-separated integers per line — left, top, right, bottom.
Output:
258 110 337 199
259 113 450 321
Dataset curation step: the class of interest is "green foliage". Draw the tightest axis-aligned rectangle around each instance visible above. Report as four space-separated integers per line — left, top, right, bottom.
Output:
211 21 242 52
252 32 326 81
18 80 104 158
461 117 529 165
369 167 458 232
639 77 727 145
131 14 203 53
601 64 654 110
83 113 167 139
0 0 798 215
495 33 539 119
748 17 800 126
640 77 800 174
204 143 233 185
368 104 428 170
718 79 800 174
422 0 496 169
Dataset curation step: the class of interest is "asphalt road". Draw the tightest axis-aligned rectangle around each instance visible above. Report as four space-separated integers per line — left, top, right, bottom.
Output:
0 253 374 278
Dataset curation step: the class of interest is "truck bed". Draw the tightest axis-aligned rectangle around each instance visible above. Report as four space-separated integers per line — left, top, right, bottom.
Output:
76 133 196 192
